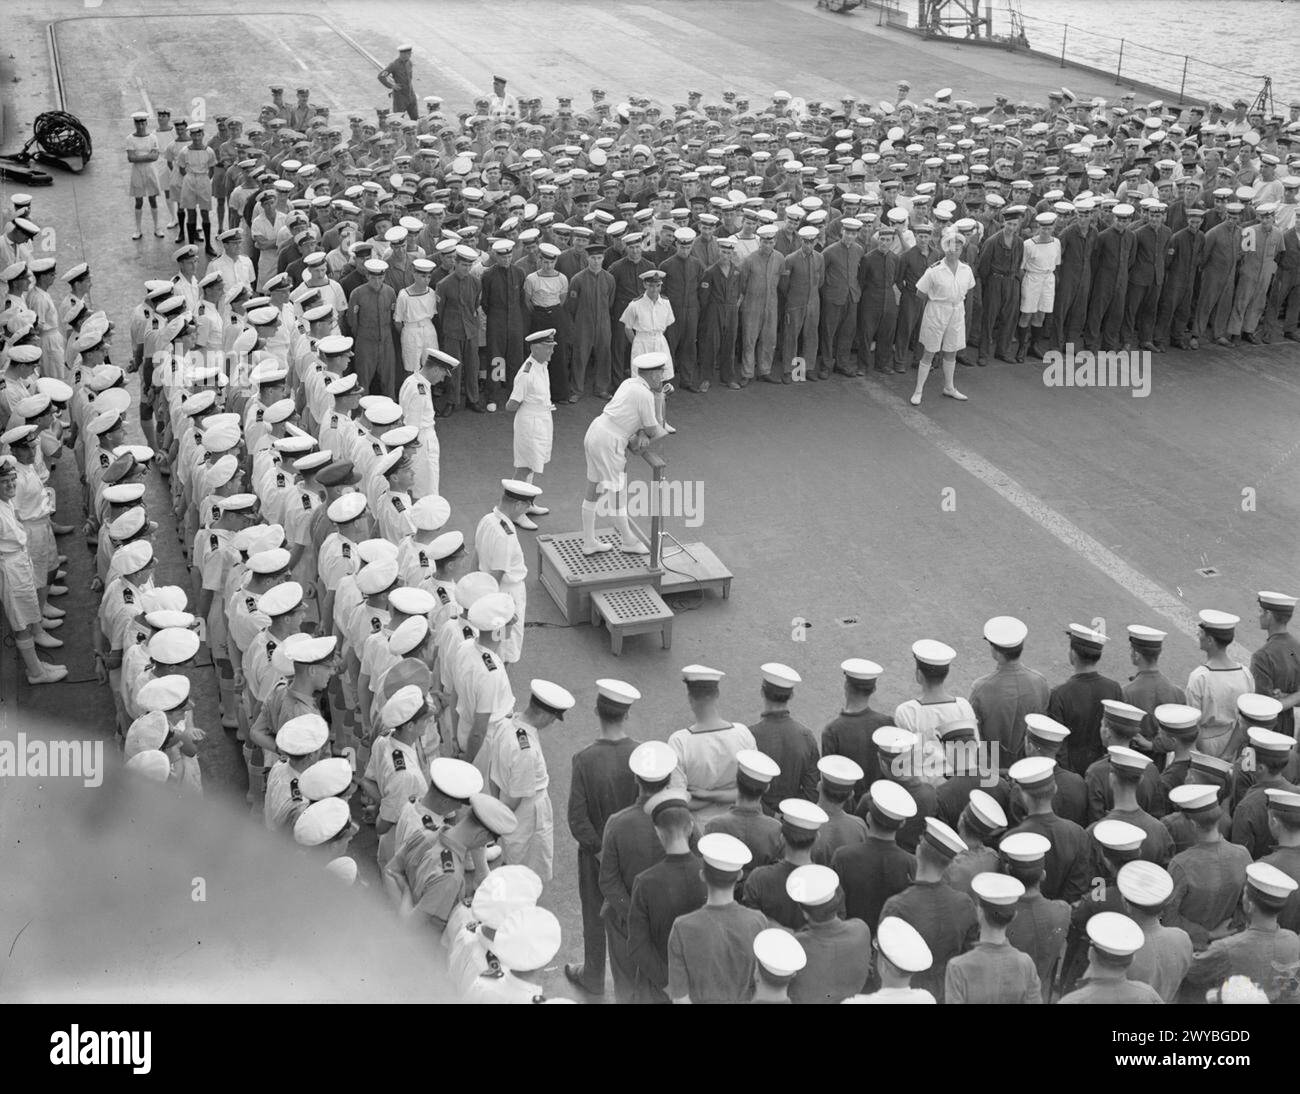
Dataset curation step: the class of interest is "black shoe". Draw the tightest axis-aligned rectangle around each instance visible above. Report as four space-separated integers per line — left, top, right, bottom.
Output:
564 964 604 996
759 373 779 384
1244 332 1263 345
467 402 486 413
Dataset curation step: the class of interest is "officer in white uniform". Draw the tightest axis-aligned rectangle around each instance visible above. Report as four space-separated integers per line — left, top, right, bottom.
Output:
264 713 330 832
446 864 543 992
506 329 556 530
473 478 539 664
463 905 562 1003
398 347 455 499
487 678 574 884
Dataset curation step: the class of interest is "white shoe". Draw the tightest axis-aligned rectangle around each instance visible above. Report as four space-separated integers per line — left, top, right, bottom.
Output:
514 514 539 530
486 402 497 413
34 631 63 649
582 540 613 555
528 505 549 516
620 537 650 555
48 585 68 597
942 388 969 401
43 605 66 619
909 392 922 406
57 555 67 565
663 423 677 434
39 617 62 630
485 843 503 863
27 663 68 685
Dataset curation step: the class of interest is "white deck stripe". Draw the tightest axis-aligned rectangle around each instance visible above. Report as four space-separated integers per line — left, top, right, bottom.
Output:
861 376 1252 660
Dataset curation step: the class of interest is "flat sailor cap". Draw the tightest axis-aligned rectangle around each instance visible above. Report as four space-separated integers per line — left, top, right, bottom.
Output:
983 615 1027 647
629 740 677 782
868 779 917 821
817 754 863 788
1086 911 1144 957
736 748 780 783
780 798 829 831
875 915 932 973
786 863 839 907
1094 818 1145 852
1117 860 1174 908
1024 713 1070 744
999 830 1050 863
697 832 752 872
753 928 807 978
293 796 352 846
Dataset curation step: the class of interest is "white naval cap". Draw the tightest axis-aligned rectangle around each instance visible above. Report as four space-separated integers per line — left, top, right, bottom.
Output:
697 832 752 872
1168 783 1219 813
1107 745 1151 774
467 591 515 631
628 740 676 782
682 663 724 683
324 857 359 885
871 726 916 756
780 799 829 831
409 494 451 531
817 754 863 788
388 615 429 656
529 679 576 719
922 816 967 860
964 788 1007 833
500 477 543 500
428 530 465 561
493 906 562 971
911 638 955 666
841 658 882 681
1008 755 1056 790
1153 703 1200 734
867 779 917 821
428 756 483 801
276 713 330 756
786 863 839 907
998 831 1050 864
136 674 191 713
1086 911 1145 957
1238 694 1283 724
356 557 400 595
644 787 691 820
760 662 801 688
454 571 498 610
293 796 352 846
971 872 1024 907
286 634 337 665
1116 860 1174 908
753 928 807 978
1065 622 1107 652
247 547 291 576
471 864 544 929
381 684 425 729
125 750 172 782
257 581 304 617
876 915 932 973
147 627 200 665
1247 861 1300 902
1094 818 1145 852
1197 609 1239 635
389 586 436 616
595 678 641 707
1258 590 1298 611
1126 624 1167 649
297 757 353 801
1246 726 1294 758
736 748 780 783
1101 699 1146 730
983 615 1027 647
326 492 367 523
1024 713 1070 745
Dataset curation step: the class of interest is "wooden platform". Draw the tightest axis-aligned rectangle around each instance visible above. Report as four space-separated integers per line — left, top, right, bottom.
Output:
537 529 732 625
590 585 674 656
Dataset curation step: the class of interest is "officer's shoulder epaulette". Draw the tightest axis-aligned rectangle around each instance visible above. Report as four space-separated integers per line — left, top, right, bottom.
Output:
462 624 474 640
266 638 277 660
417 550 429 568
516 725 531 750
122 586 135 605
275 472 286 488
341 541 352 559
435 585 449 603
531 995 546 1004
289 778 303 803
255 407 265 422
210 533 220 552
482 650 497 671
499 518 513 535
99 452 111 468
371 441 383 456
301 492 314 511
439 847 455 873
244 596 256 613
370 615 382 633
392 748 406 771
392 495 405 511
416 381 427 395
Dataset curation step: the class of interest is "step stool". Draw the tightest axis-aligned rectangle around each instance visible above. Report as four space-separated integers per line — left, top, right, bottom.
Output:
589 585 674 656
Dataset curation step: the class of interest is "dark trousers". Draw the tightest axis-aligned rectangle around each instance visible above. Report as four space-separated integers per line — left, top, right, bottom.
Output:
441 333 479 410
602 913 636 1005
666 310 700 388
531 305 570 400
894 291 922 366
571 319 611 395
575 849 606 991
1123 279 1162 344
820 298 857 371
856 295 898 371
698 305 739 385
610 303 635 386
1155 275 1195 346
1264 268 1300 338
981 273 1019 358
